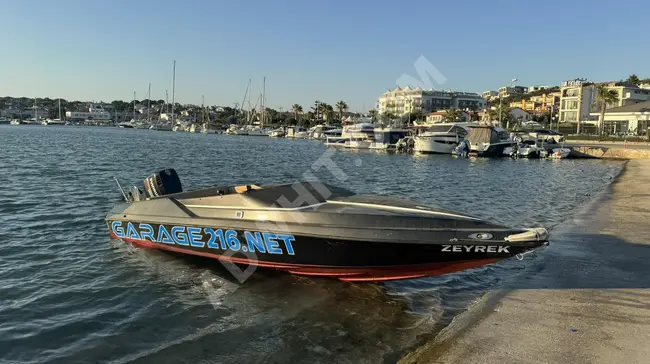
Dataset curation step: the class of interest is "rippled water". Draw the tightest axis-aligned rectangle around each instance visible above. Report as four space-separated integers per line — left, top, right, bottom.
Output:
0 126 623 363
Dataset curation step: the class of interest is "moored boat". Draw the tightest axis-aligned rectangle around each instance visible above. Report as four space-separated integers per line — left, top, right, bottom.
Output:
106 169 550 282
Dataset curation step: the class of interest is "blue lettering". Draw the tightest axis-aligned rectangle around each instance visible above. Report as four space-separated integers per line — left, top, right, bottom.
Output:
187 227 204 247
277 234 295 255
216 229 228 249
126 222 141 240
225 229 240 250
204 228 220 249
172 226 189 246
157 225 174 244
245 231 267 253
139 223 155 241
262 233 283 254
111 221 125 238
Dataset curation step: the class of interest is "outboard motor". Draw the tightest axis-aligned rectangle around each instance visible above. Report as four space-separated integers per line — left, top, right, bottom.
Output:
144 169 183 198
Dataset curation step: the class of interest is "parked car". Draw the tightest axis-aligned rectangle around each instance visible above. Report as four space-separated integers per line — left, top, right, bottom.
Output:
529 129 564 143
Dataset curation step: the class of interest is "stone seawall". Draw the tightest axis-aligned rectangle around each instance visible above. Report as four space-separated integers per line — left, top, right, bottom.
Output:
571 146 650 159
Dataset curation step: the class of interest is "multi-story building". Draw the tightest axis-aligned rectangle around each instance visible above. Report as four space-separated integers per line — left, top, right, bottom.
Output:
483 90 499 101
498 86 528 98
377 86 485 116
558 78 650 124
509 92 560 114
528 85 549 93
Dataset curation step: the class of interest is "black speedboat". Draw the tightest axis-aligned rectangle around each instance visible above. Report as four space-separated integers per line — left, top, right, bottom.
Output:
106 169 549 282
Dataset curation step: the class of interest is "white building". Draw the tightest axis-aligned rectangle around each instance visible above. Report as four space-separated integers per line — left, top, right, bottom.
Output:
499 86 528 98
558 79 650 124
482 90 499 101
509 107 532 122
425 110 470 123
378 86 485 116
529 85 549 93
588 99 650 134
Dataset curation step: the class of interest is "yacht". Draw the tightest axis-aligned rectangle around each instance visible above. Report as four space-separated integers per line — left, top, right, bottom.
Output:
340 123 378 149
414 123 475 154
309 124 339 140
269 127 285 137
369 128 411 150
247 126 269 136
0 118 10 124
149 123 173 131
457 125 515 158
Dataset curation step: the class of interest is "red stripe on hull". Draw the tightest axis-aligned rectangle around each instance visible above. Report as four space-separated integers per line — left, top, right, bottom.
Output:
111 233 500 282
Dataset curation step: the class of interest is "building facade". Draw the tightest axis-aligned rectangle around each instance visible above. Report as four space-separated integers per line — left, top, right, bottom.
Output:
424 110 470 123
509 92 560 114
498 86 528 98
378 87 485 116
482 90 498 101
558 78 650 124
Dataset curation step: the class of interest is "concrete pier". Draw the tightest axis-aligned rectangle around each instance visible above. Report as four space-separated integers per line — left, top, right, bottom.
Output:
400 160 650 364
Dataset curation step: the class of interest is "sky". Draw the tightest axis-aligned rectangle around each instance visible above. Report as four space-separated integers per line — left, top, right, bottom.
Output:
1 0 648 112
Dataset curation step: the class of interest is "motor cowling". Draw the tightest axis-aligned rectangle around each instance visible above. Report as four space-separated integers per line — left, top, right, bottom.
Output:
144 169 182 198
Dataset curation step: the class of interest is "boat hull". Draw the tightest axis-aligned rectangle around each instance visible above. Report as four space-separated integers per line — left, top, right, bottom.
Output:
107 219 544 282
414 136 458 154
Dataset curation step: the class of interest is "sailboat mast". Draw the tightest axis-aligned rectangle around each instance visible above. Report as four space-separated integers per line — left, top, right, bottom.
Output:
133 91 136 122
147 83 151 123
262 77 266 126
201 94 204 124
171 60 176 124
247 79 251 123
165 90 169 115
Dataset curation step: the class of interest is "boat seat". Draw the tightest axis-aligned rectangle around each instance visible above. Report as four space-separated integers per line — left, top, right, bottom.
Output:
233 184 263 193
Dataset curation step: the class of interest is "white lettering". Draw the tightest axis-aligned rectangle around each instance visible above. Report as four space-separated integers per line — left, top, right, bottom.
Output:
498 246 510 253
452 246 462 252
475 246 486 253
441 245 451 252
487 246 497 253
463 245 473 252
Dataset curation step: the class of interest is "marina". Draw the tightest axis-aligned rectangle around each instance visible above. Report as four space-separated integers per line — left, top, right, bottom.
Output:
3 1 650 362
0 125 626 363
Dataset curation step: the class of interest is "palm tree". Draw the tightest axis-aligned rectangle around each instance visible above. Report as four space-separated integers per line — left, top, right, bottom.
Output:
292 104 303 122
368 109 378 122
595 85 619 136
321 104 334 121
312 101 321 120
335 100 348 122
444 108 462 123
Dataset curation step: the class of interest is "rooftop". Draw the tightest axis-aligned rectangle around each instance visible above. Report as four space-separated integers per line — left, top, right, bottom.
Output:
600 100 650 113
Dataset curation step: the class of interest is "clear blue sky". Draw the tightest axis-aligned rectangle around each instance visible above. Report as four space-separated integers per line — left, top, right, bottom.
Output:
1 0 647 112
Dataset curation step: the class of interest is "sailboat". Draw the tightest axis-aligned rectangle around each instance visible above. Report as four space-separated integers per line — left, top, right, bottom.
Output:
118 92 136 128
247 77 269 136
48 99 66 125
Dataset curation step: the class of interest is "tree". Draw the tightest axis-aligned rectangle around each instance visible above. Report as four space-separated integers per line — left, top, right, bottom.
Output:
292 104 303 122
625 74 641 86
489 106 512 127
368 109 378 122
595 85 620 136
311 101 321 120
335 100 348 122
322 104 334 121
444 108 462 123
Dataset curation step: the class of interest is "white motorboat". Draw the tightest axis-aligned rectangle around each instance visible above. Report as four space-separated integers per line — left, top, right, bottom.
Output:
269 128 285 137
414 123 474 154
455 125 515 158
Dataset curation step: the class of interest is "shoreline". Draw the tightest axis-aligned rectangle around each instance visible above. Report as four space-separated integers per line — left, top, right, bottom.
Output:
400 159 650 363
